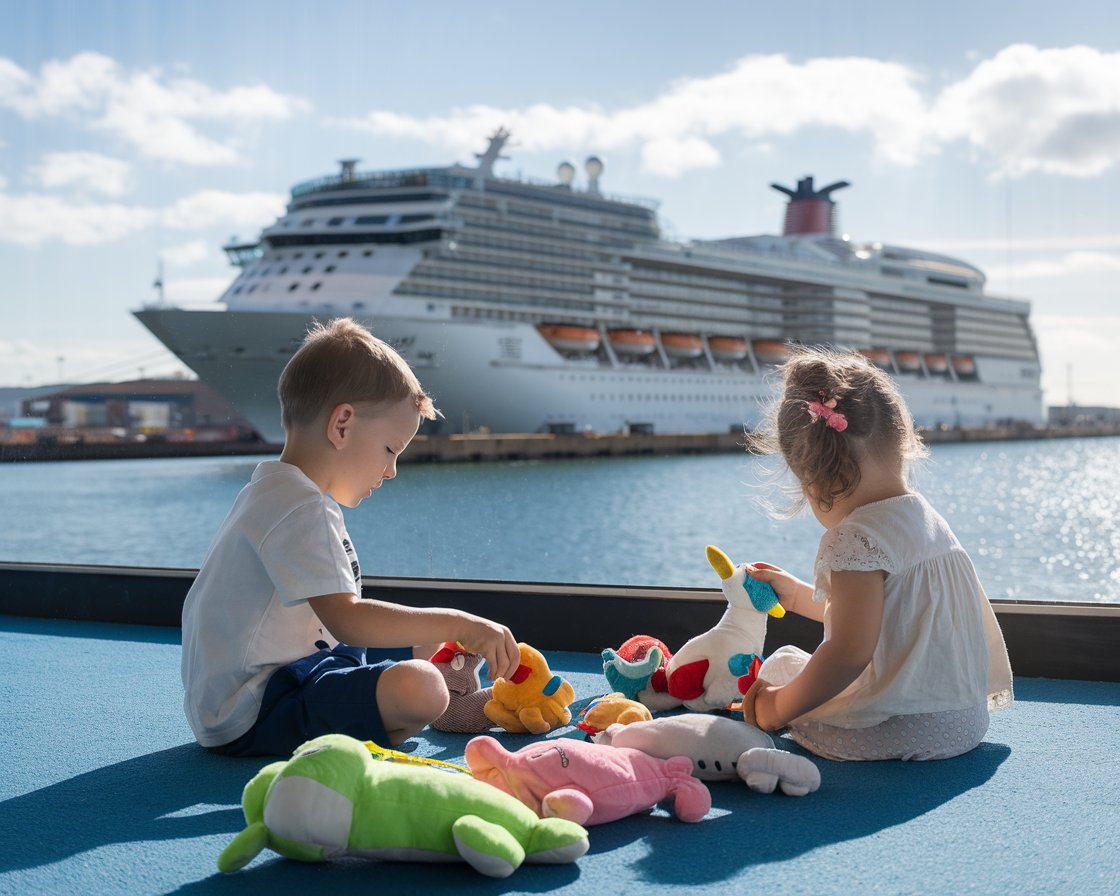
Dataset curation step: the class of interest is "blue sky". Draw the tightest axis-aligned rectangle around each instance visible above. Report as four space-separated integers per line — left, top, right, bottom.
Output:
2 0 1118 406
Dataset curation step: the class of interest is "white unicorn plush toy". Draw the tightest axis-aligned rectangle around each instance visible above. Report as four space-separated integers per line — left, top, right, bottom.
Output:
634 545 786 712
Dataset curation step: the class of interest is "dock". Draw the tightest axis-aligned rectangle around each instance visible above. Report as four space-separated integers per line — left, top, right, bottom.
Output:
1 424 1118 463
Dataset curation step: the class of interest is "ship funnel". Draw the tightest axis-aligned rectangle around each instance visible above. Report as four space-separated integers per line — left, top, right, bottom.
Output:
585 155 604 195
339 158 361 182
770 176 850 236
557 161 576 188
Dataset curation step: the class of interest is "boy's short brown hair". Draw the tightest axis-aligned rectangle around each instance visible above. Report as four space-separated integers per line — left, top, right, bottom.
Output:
277 317 438 431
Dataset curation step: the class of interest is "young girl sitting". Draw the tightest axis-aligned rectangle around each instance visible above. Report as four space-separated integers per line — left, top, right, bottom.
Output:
741 346 1013 761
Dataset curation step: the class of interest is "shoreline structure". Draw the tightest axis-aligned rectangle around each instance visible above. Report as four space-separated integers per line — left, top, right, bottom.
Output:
2 423 1118 463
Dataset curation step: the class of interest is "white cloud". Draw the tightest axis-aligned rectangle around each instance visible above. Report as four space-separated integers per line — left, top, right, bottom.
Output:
334 44 1120 180
986 250 1120 282
0 187 285 247
31 150 132 196
0 52 310 166
640 136 721 177
160 189 286 232
159 239 211 267
1035 313 1120 405
0 192 155 246
334 54 931 176
932 44 1120 178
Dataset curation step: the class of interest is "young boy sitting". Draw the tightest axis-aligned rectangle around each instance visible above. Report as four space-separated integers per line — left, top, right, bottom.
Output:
181 317 521 757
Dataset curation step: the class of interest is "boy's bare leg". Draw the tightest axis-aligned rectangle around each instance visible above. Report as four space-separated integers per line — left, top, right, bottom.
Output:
376 660 450 745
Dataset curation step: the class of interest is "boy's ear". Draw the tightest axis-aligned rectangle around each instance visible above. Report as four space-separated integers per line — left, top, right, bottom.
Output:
326 403 356 449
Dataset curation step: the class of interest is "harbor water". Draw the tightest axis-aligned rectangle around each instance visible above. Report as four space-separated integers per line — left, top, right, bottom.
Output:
1 436 1117 603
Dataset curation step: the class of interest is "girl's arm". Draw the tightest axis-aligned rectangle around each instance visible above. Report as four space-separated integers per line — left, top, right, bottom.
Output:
753 569 885 730
745 563 825 623
308 592 522 681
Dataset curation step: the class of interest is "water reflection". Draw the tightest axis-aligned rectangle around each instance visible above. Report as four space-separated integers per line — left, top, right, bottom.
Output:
0 438 1116 602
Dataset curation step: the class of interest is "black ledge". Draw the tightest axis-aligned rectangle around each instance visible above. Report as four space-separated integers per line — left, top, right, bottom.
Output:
1 561 1118 682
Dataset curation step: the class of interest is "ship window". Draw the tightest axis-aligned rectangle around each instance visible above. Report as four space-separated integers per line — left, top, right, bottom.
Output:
247 285 257 294
362 250 374 257
278 266 288 274
301 219 315 226
310 282 321 291
338 251 349 257
293 252 303 259
356 216 389 225
288 282 299 292
353 302 365 309
302 266 313 274
315 252 325 259
324 265 336 273
328 217 345 226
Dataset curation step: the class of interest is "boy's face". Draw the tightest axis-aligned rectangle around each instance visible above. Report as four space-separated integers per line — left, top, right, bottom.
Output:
333 397 421 508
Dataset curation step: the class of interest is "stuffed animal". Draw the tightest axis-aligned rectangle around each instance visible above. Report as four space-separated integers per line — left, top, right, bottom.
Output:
484 643 576 734
601 635 676 708
575 692 652 736
465 735 711 826
640 545 784 712
594 714 821 796
430 642 494 733
217 733 589 878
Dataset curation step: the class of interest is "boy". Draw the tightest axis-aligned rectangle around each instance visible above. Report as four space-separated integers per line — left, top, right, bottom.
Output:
181 317 520 756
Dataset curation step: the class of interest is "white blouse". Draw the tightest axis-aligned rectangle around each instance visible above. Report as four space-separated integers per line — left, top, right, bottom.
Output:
805 493 1013 728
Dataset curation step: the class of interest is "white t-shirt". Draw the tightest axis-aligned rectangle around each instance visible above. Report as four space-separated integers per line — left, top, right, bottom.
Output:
181 461 360 747
805 493 1013 728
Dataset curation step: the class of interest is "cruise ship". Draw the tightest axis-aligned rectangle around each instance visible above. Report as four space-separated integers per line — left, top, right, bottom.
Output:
134 130 1043 442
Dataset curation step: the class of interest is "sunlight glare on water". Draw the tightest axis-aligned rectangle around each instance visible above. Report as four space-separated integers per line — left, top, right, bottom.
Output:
0 437 1117 603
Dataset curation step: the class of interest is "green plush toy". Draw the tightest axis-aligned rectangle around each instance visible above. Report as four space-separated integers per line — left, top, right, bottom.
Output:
218 733 589 878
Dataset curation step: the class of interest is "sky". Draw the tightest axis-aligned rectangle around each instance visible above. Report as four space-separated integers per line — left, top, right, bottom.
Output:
1 0 1118 407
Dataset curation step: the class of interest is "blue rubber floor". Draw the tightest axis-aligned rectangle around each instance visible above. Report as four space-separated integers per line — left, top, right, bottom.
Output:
1 614 1118 896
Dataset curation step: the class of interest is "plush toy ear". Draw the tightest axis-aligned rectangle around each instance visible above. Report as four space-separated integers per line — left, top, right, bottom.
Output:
218 821 270 872
240 763 284 824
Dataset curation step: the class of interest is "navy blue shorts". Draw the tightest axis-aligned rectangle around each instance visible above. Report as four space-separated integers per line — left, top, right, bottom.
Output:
211 641 412 757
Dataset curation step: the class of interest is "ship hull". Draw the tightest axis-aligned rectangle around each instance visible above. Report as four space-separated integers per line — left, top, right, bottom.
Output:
135 307 1044 442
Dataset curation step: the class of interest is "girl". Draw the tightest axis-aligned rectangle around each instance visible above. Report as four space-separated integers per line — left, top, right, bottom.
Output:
742 346 1013 761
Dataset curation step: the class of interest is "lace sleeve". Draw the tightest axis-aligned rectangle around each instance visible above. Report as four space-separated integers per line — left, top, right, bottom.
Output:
813 526 893 600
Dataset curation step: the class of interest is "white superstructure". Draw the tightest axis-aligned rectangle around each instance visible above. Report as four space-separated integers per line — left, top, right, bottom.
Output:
135 130 1043 443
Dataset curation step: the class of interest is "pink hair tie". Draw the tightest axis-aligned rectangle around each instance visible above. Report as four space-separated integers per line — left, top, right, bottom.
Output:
808 398 848 432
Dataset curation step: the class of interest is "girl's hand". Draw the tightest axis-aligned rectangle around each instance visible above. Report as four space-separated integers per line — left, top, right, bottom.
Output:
741 679 783 731
745 561 813 618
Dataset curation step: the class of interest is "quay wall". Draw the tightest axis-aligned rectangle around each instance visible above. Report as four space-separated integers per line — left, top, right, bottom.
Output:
2 424 1119 463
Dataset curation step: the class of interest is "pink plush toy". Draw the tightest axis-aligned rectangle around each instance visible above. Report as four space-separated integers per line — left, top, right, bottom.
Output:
465 735 711 826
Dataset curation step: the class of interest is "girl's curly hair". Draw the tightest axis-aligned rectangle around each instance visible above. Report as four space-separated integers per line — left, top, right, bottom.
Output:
750 345 927 513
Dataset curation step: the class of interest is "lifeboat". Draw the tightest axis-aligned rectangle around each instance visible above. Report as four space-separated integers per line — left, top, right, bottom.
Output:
709 336 749 363
608 328 657 357
537 323 600 354
752 339 793 365
661 332 705 360
952 354 977 377
857 348 893 369
924 353 950 374
895 350 922 373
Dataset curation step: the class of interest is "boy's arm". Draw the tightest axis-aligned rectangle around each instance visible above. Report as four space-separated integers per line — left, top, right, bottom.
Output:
308 592 521 681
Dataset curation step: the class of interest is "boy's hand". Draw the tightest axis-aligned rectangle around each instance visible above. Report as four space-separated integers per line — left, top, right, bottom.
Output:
458 617 520 682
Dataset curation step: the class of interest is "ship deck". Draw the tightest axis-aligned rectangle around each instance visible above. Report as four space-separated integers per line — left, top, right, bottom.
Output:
2 565 1118 895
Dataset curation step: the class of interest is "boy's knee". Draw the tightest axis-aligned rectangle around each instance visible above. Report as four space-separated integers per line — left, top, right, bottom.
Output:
382 659 449 721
